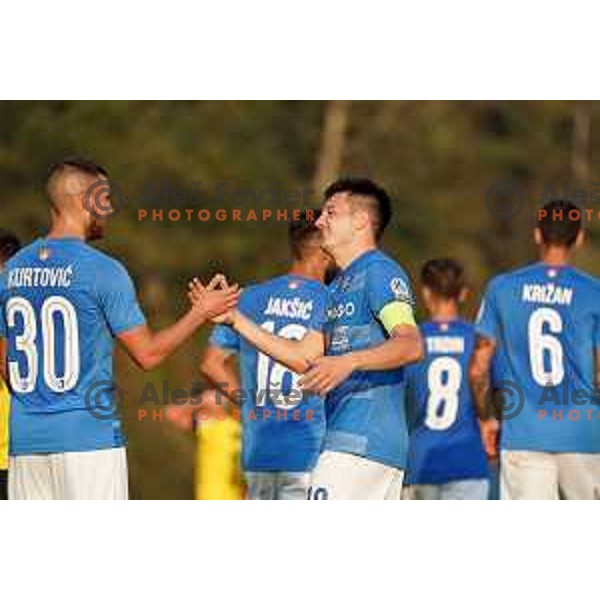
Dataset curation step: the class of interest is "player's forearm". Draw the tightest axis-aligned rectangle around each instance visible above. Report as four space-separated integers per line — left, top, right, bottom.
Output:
469 361 491 420
468 336 497 420
347 327 424 372
141 309 206 370
200 359 241 401
231 310 321 374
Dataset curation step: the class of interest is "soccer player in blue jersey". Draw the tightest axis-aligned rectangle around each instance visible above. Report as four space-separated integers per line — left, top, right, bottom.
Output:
470 199 600 500
192 179 424 499
199 211 332 499
404 259 489 500
0 158 240 500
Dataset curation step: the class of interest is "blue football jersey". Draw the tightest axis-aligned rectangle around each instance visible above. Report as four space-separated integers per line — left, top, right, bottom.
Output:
0 238 146 454
323 249 416 469
210 274 328 472
476 262 600 453
405 319 488 485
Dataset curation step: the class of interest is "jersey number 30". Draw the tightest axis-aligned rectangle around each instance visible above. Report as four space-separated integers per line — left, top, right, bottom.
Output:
6 296 80 393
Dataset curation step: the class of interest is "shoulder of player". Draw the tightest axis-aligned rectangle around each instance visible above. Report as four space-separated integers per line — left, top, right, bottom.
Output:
483 264 533 294
2 240 42 268
365 250 410 278
77 245 132 283
567 266 600 290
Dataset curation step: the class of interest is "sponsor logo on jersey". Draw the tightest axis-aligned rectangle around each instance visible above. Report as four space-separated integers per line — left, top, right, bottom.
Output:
327 301 356 320
390 277 412 303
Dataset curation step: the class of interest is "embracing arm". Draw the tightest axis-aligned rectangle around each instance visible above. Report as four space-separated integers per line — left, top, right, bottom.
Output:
231 310 325 374
346 323 423 372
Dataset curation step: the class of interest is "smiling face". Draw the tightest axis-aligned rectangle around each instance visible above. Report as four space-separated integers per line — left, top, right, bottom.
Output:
316 192 359 255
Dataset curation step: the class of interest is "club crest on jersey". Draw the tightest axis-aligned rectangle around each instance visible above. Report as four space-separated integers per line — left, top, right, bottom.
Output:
390 277 411 303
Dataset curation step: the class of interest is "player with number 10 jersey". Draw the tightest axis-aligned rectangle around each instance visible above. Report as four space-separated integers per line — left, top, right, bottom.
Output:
203 212 331 499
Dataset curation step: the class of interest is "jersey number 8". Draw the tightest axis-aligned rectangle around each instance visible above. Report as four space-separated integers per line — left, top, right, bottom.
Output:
425 356 461 431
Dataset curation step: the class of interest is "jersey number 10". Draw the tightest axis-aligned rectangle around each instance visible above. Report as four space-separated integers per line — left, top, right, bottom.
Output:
256 320 306 409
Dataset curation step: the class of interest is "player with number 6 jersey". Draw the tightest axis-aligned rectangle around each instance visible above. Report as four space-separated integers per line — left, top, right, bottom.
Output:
201 211 332 499
471 199 600 499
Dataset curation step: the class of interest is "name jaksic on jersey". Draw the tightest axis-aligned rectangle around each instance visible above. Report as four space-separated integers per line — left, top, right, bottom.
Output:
476 262 600 453
0 238 146 455
406 320 488 485
323 249 417 470
210 275 328 473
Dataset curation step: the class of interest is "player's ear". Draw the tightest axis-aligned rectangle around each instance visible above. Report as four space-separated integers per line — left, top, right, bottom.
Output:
533 227 543 247
421 286 432 306
575 228 585 249
458 286 469 304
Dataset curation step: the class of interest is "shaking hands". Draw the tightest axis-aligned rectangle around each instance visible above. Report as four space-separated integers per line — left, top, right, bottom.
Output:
187 273 240 324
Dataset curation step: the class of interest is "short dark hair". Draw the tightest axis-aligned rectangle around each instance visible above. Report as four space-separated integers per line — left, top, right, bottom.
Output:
46 156 108 187
538 199 582 248
0 229 21 264
288 209 322 260
421 258 466 300
324 177 392 240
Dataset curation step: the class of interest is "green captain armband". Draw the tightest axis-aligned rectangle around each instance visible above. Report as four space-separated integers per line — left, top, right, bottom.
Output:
378 301 416 334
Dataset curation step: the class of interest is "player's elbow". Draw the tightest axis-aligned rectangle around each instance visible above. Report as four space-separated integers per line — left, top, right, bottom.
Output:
135 350 163 371
199 357 220 382
411 332 425 363
401 329 424 365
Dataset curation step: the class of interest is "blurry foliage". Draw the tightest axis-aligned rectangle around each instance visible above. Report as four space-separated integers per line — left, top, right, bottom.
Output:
1 100 599 497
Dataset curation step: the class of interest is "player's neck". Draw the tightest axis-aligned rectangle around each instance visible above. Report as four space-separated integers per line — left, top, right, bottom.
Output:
430 301 460 322
47 219 87 241
334 241 377 270
288 261 323 282
539 245 572 267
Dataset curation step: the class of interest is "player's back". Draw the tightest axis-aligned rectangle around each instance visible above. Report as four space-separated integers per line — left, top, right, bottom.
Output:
406 319 487 485
0 237 145 455
222 274 328 472
477 262 600 453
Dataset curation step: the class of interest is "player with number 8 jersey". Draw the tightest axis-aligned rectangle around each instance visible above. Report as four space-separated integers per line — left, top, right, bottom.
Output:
404 259 488 500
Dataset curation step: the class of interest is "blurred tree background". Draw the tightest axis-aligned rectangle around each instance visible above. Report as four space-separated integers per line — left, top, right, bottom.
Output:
1 100 599 498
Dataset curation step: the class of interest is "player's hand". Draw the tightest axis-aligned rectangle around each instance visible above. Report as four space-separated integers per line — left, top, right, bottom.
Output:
187 275 241 321
479 418 499 459
298 355 356 395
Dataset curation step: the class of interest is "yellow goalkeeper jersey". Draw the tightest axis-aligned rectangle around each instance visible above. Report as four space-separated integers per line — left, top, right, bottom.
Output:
195 415 244 500
0 379 9 471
